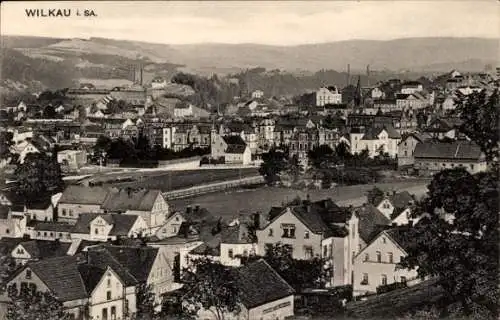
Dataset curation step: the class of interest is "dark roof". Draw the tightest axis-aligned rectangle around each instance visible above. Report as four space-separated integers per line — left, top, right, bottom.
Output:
236 259 295 309
18 240 70 259
414 141 483 160
101 188 161 212
59 186 110 205
190 242 221 256
31 222 73 232
72 213 140 236
78 264 107 294
356 204 391 243
267 199 350 238
26 199 52 210
220 224 253 244
0 238 25 255
388 191 413 210
86 248 138 286
385 227 413 252
0 205 10 219
223 135 246 146
97 245 159 282
26 256 88 301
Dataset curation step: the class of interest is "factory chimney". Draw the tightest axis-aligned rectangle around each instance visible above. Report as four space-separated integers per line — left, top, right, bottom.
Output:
347 64 351 86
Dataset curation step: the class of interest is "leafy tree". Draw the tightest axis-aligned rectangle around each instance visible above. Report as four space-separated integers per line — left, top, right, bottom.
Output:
401 168 498 319
7 285 73 320
42 105 57 119
308 144 336 169
93 135 112 155
14 153 64 201
135 283 160 320
259 147 288 185
0 131 14 160
455 89 499 167
335 141 350 161
366 186 385 205
285 154 303 182
182 257 241 320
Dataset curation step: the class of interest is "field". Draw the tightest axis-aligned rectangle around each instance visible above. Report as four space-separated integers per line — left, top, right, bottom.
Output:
91 168 260 192
169 179 430 220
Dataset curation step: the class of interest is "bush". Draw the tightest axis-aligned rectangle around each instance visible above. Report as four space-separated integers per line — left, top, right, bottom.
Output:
376 281 408 294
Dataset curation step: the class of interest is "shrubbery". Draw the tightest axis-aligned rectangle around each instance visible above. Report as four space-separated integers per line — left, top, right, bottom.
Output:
376 281 408 294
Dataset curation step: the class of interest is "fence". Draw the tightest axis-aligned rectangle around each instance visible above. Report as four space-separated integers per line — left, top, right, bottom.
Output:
162 175 265 200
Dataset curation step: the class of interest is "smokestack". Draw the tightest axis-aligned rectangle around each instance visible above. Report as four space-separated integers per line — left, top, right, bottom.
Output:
366 65 370 87
140 66 143 86
132 65 136 83
347 64 351 86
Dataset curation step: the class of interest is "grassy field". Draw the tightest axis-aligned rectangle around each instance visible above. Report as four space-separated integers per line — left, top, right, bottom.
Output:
170 179 430 220
94 168 260 192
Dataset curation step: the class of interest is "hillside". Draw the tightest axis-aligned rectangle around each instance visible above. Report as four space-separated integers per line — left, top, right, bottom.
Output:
1 35 497 94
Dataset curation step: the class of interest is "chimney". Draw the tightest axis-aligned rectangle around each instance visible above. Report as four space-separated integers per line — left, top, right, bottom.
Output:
366 65 370 87
392 190 396 196
140 66 143 86
132 65 136 83
306 194 311 202
186 206 192 214
347 64 351 86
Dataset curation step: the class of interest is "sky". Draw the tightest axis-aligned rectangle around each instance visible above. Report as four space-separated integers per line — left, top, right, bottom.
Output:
1 1 499 45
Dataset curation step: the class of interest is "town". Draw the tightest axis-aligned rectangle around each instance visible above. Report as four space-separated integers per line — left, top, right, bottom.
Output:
0 3 499 320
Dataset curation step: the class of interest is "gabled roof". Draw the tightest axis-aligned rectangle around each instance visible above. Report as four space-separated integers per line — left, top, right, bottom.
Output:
414 141 483 160
26 256 88 301
384 227 414 253
31 222 73 232
220 224 253 244
85 248 138 286
387 191 413 210
58 186 110 205
17 240 70 260
236 259 295 309
72 213 140 236
266 199 350 238
96 245 159 282
101 188 162 212
356 204 391 243
78 264 107 295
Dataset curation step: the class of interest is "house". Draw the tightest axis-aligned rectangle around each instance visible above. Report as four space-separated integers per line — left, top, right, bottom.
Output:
424 117 463 140
210 131 252 165
371 87 386 99
315 86 342 106
57 150 88 171
413 140 487 175
375 191 415 223
289 129 320 165
9 140 40 164
29 221 73 242
350 126 401 158
5 255 137 319
87 244 174 303
174 103 194 118
0 205 27 239
10 240 71 265
100 188 169 234
400 81 424 94
195 259 295 320
397 132 432 167
58 186 110 224
396 93 428 110
251 90 264 99
219 220 257 267
71 213 148 241
154 211 186 240
256 198 359 287
353 227 420 296
151 77 167 89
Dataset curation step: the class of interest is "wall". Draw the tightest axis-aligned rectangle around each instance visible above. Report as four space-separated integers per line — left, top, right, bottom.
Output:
28 206 53 222
58 203 103 224
256 208 322 260
353 233 418 295
414 158 488 175
155 212 185 240
220 243 257 267
248 295 295 320
397 136 419 167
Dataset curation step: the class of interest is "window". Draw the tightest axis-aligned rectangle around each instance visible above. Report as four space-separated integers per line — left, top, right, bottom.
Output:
265 243 273 255
400 256 404 263
304 246 314 259
361 273 369 285
172 227 177 233
26 269 32 279
304 231 309 239
111 306 116 320
352 251 356 264
95 228 99 235
323 245 328 257
102 308 108 320
58 233 62 238
17 248 24 254
364 253 369 262
37 232 41 236
281 224 295 238
376 251 381 262
470 164 474 170
268 228 273 237
107 279 111 288
388 252 394 263
106 291 111 300
400 276 407 284
5 229 9 234
381 274 387 285
382 237 386 244
69 210 73 217
49 232 53 237
43 232 47 237
62 209 67 216
228 249 234 259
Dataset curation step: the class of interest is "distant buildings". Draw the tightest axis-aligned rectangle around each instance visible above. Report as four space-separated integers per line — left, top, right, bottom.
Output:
314 86 342 106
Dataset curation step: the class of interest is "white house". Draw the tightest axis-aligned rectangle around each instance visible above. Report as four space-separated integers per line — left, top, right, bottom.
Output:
251 90 264 99
315 86 342 106
350 126 401 158
154 211 186 240
0 206 27 239
353 227 420 296
401 82 424 94
211 131 252 165
72 213 148 242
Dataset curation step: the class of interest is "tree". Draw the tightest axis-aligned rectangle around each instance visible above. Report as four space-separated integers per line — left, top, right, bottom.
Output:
307 144 336 169
401 168 498 319
259 147 288 185
285 154 303 182
14 153 64 201
93 135 112 155
0 255 18 293
135 283 160 320
182 257 241 320
455 89 499 168
0 131 14 160
7 285 73 320
42 105 57 119
366 186 385 205
335 141 350 161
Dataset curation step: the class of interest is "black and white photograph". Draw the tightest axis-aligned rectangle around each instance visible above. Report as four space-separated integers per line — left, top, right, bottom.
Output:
0 1 498 319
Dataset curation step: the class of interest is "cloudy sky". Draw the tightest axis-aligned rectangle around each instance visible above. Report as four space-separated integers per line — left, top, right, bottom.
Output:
2 1 499 45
